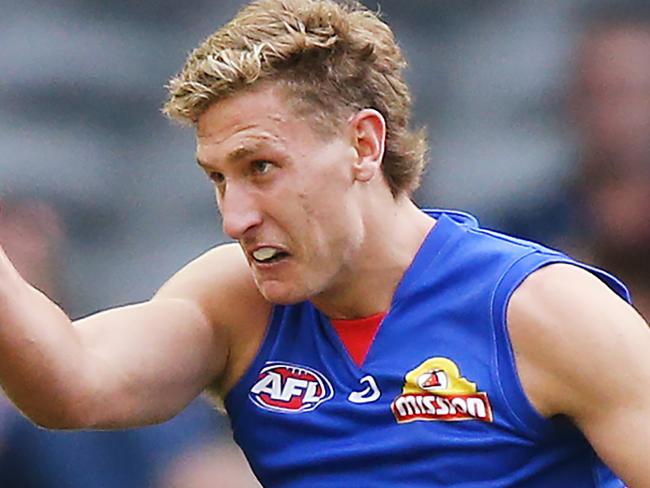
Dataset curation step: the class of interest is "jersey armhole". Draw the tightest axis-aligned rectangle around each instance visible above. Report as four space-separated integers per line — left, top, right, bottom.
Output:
490 251 630 438
224 304 285 418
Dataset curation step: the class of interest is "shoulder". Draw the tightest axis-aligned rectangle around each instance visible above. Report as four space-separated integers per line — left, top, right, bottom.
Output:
156 243 273 395
156 243 262 307
506 262 649 418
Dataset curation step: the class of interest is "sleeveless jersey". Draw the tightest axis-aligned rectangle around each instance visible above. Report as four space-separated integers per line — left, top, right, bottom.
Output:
224 209 629 487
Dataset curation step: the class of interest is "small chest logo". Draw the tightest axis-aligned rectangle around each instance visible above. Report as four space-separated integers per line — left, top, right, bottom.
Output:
348 375 381 404
391 357 493 423
249 362 334 414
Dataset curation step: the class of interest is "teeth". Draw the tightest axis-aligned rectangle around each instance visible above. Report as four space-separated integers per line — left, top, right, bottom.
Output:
253 247 280 262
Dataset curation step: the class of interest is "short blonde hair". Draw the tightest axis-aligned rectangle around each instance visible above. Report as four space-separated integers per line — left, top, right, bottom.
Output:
164 0 427 195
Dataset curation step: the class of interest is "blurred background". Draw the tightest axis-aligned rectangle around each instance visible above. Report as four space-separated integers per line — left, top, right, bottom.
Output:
1 0 649 486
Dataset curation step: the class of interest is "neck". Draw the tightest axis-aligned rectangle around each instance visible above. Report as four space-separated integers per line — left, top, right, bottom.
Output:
311 197 435 319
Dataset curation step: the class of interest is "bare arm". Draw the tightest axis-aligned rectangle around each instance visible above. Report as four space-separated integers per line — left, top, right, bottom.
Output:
0 243 263 430
508 263 650 487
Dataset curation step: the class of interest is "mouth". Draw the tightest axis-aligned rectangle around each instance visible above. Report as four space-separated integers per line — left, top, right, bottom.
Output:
250 246 290 265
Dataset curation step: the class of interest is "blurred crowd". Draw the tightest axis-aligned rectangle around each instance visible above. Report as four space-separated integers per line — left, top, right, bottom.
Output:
1 0 648 486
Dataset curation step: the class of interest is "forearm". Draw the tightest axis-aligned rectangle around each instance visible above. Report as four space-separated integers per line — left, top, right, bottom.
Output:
0 249 87 427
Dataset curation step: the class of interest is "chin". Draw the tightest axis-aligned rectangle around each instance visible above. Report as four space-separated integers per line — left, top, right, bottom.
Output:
256 280 312 305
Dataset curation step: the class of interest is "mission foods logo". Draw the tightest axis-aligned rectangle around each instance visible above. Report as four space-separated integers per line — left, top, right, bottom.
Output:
391 357 493 423
250 362 334 414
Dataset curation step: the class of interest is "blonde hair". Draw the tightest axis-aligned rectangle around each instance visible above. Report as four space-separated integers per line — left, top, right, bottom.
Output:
164 0 427 195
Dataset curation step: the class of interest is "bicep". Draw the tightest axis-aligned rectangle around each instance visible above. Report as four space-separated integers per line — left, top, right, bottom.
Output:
566 300 650 488
581 388 650 488
507 263 650 486
73 297 227 428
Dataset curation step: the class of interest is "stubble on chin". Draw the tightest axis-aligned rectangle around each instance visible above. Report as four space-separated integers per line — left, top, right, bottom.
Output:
253 274 296 305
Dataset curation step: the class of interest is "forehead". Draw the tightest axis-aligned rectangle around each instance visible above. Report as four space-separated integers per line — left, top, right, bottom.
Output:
198 86 310 153
196 82 348 162
197 84 291 136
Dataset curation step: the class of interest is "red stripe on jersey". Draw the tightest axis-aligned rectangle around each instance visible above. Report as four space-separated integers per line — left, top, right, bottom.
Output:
330 312 386 367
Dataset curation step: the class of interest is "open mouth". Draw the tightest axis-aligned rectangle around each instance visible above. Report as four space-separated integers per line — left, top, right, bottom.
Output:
252 247 290 265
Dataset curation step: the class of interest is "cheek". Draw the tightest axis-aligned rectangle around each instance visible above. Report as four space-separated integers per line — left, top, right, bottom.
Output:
310 211 362 266
288 163 359 256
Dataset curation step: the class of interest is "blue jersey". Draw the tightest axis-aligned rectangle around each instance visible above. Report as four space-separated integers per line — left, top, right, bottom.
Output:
225 210 628 487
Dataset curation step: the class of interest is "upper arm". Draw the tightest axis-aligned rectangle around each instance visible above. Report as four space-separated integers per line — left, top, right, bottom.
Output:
74 296 223 427
507 263 650 487
73 243 268 428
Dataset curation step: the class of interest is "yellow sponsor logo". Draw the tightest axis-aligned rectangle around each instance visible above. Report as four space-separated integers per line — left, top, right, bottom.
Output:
391 357 493 423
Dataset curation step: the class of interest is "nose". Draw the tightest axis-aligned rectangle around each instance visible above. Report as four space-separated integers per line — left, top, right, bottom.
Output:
218 182 263 240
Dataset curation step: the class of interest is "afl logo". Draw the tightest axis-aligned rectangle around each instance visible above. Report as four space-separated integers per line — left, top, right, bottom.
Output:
249 362 334 414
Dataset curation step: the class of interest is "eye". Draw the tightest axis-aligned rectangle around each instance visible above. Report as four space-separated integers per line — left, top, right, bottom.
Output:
209 171 225 185
252 160 273 175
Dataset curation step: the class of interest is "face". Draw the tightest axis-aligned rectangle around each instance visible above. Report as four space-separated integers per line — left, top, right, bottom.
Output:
195 85 368 304
575 27 650 154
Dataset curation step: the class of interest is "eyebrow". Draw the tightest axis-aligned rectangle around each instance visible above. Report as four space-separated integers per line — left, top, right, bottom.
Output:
196 142 264 169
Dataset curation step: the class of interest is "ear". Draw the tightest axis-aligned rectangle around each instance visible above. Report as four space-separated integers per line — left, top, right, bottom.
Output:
348 109 386 183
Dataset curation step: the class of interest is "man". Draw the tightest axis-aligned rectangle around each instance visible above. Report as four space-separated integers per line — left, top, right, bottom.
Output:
570 10 650 321
504 7 650 320
0 1 648 486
